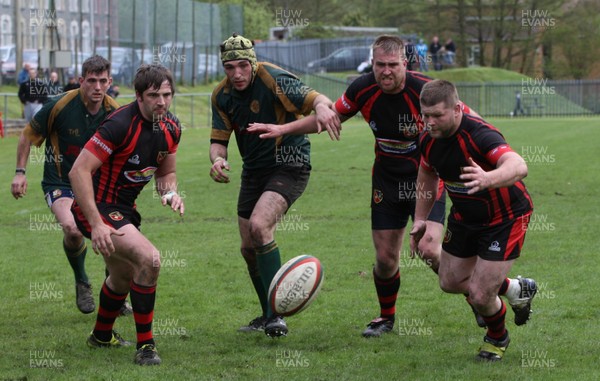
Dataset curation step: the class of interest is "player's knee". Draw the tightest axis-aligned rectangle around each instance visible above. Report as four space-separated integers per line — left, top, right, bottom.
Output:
466 287 495 310
136 249 161 282
375 250 399 275
62 223 83 242
248 218 271 244
439 274 461 294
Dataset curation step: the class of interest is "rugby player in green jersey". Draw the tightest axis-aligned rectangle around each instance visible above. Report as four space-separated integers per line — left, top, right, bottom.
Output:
11 55 127 315
210 33 341 337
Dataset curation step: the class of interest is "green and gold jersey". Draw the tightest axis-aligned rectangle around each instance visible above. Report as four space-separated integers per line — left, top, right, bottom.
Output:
211 62 319 171
23 89 119 193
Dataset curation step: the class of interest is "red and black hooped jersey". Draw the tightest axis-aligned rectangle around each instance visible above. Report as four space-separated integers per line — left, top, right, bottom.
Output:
335 71 435 177
83 101 181 207
419 113 533 225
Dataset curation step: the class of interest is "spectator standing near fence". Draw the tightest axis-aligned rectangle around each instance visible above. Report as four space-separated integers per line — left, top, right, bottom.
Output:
18 68 48 122
429 36 443 71
444 38 456 66
416 39 429 71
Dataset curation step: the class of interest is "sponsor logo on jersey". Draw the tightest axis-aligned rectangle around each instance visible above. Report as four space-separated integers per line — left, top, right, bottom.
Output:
340 95 352 111
488 241 501 252
124 167 157 183
444 181 471 194
108 211 124 221
91 136 113 155
490 145 510 156
157 151 168 164
443 229 452 243
128 154 140 164
373 189 383 204
376 138 416 155
369 121 377 132
250 100 260 114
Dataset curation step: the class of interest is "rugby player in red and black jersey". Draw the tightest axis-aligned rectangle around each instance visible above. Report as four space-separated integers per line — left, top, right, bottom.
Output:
410 79 537 361
249 35 535 339
70 64 183 365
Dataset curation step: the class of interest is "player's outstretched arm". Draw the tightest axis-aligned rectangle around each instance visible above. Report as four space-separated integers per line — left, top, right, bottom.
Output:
69 149 123 257
155 153 184 216
11 132 32 199
460 153 527 194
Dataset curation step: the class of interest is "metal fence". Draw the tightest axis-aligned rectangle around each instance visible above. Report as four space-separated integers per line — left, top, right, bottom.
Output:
454 80 600 117
2 79 599 134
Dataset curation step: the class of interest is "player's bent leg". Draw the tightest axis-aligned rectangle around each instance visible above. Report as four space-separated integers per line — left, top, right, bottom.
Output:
51 197 95 313
88 254 133 349
362 229 403 338
469 258 514 362
109 225 161 364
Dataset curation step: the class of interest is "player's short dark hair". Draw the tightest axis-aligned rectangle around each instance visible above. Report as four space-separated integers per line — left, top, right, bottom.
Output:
420 79 460 108
81 55 111 78
372 35 405 59
133 64 175 96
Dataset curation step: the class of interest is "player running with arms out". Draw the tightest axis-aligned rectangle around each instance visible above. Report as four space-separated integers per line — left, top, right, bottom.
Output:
410 79 537 361
248 35 535 338
70 64 183 365
10 55 129 315
209 33 340 338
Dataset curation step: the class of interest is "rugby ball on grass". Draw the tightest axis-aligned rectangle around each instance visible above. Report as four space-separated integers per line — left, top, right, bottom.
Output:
268 255 324 317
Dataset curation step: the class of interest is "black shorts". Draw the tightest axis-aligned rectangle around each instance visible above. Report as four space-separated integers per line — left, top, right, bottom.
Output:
237 165 311 219
371 171 446 230
442 212 532 261
72 202 141 239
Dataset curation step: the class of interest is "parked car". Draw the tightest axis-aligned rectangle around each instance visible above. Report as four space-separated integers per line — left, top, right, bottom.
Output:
306 46 370 73
1 48 39 83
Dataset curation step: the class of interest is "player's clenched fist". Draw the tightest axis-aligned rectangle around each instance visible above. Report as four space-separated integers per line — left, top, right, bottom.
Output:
210 156 230 183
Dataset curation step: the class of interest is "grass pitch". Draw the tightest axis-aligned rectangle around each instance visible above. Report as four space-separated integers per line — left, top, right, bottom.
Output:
0 117 599 380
